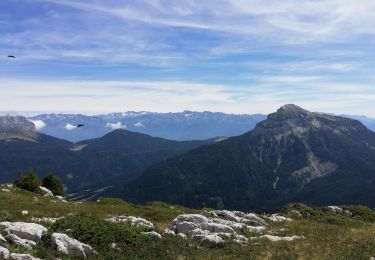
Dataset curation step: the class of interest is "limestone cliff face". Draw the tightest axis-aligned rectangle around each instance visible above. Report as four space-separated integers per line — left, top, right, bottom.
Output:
0 116 37 141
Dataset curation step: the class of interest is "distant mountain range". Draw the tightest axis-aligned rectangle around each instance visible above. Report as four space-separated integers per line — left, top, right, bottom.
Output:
108 105 375 211
29 112 267 142
0 117 211 195
1 106 375 211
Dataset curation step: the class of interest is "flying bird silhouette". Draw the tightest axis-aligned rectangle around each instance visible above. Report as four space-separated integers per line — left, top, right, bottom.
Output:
77 124 85 128
8 55 16 58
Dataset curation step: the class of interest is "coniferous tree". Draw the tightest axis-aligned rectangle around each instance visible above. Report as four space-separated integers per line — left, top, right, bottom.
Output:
42 173 64 196
14 168 42 192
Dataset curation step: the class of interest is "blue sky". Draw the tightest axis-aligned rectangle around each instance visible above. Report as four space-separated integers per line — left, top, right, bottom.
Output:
1 0 375 116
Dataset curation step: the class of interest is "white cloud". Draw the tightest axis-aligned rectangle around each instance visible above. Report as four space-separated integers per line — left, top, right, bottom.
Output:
29 120 46 130
64 123 76 131
106 122 126 130
134 122 144 127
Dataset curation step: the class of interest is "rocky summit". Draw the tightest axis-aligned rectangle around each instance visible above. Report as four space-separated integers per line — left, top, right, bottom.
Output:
0 116 37 141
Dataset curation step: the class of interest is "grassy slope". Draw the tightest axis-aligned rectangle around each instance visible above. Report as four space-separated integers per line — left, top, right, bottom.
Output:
1 185 375 259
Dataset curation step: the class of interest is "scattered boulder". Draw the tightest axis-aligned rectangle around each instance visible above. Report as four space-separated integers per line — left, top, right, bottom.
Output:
5 234 36 250
177 233 187 239
244 213 267 226
247 226 266 234
163 228 175 235
105 216 154 230
0 246 9 260
232 234 248 245
193 234 224 244
37 186 53 197
1 189 11 193
9 253 42 260
327 206 353 217
110 242 120 251
260 235 305 242
21 210 29 216
267 214 292 222
141 231 162 240
0 222 47 242
51 233 96 258
31 217 64 224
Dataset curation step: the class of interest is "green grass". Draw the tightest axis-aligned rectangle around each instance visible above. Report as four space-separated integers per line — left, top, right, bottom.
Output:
1 185 375 259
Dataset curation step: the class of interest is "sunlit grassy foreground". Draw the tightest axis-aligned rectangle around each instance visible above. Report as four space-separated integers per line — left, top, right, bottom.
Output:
1 184 375 259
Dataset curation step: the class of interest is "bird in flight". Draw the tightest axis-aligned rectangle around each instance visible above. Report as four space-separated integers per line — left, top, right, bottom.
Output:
77 124 85 128
8 55 16 58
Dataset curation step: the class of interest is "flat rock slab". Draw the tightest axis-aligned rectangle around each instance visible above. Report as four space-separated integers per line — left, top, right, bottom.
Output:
51 232 96 258
0 222 47 242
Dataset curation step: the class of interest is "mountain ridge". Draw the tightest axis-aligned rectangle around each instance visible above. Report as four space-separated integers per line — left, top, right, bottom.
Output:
114 105 375 211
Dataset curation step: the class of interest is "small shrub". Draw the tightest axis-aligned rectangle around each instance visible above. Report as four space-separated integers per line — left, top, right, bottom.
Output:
14 168 42 192
42 174 64 196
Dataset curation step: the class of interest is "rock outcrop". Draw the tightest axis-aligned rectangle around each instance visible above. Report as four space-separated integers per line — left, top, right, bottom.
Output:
5 234 36 250
260 235 305 242
51 233 96 258
105 216 154 230
141 231 162 240
169 211 268 244
0 222 47 242
37 186 54 197
327 206 353 217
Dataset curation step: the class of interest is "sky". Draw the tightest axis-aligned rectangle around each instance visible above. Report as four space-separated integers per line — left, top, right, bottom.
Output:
1 0 375 117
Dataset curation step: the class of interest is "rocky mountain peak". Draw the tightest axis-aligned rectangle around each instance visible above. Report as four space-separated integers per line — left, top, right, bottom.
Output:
269 104 312 120
0 116 37 140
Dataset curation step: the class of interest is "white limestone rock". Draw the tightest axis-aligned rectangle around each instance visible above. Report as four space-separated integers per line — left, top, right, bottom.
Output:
5 234 36 250
163 228 175 235
21 210 29 216
31 217 64 224
244 213 267 226
9 253 42 260
211 210 241 222
206 223 235 234
1 189 11 193
177 233 187 239
327 206 353 217
0 246 9 260
261 235 305 242
141 231 162 240
247 225 266 234
267 214 292 222
173 214 209 225
51 233 96 258
37 186 53 197
0 222 47 242
193 234 224 244
105 216 154 230
0 233 6 246
110 242 120 251
232 234 248 245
